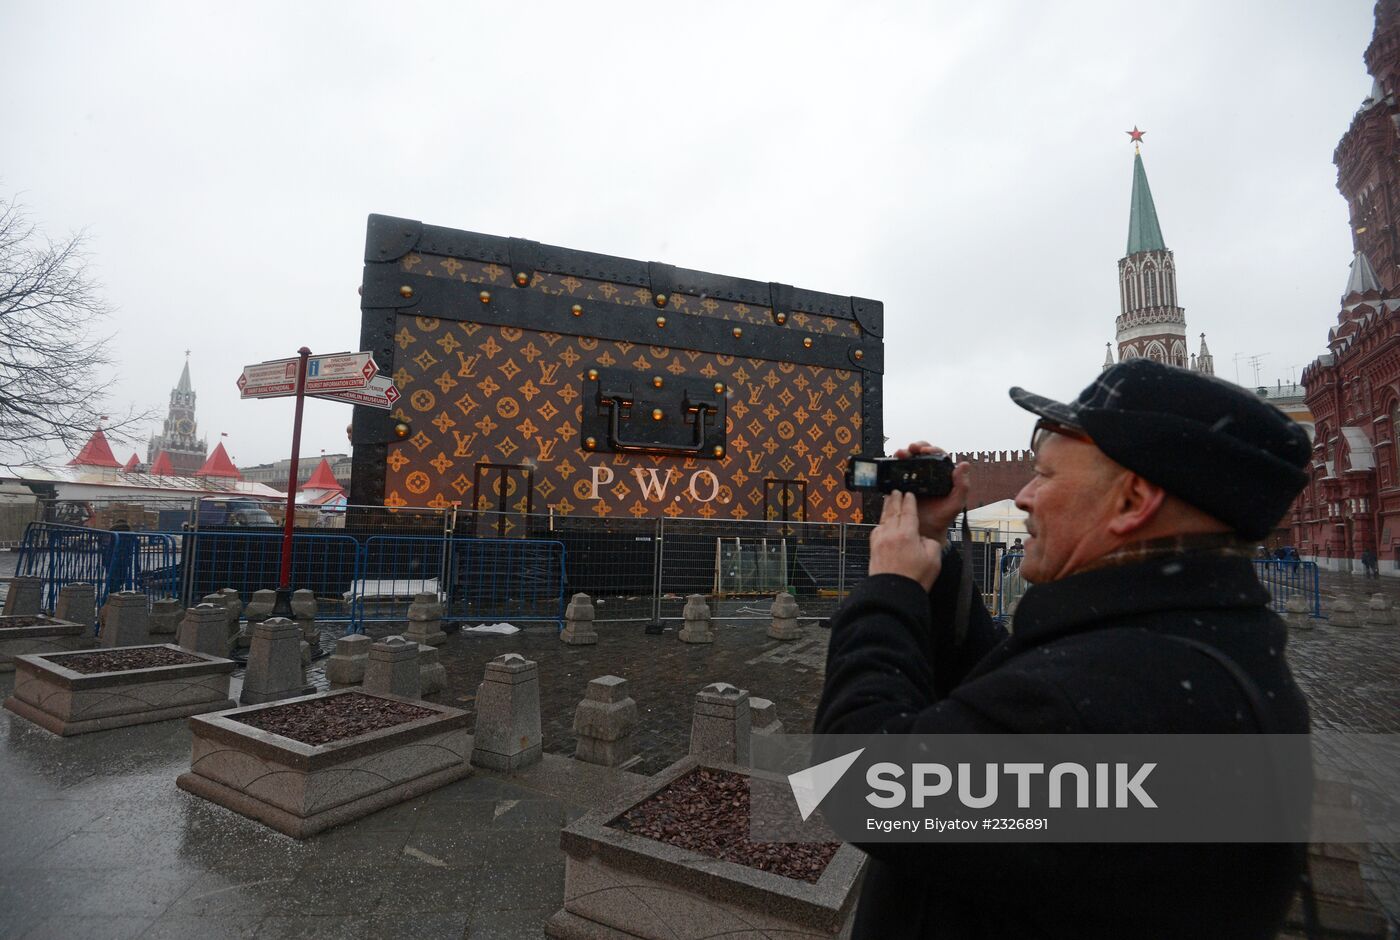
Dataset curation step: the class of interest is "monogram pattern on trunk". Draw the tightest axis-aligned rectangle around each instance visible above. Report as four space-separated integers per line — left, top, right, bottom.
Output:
384 316 866 524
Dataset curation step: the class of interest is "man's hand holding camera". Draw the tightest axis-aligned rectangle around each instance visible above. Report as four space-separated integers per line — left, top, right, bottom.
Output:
868 443 970 591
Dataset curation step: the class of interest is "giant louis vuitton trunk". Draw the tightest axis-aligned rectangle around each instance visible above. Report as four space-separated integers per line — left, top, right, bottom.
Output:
352 215 884 527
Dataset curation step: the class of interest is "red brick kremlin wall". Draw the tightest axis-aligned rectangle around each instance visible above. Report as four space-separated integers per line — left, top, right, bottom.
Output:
953 450 1036 508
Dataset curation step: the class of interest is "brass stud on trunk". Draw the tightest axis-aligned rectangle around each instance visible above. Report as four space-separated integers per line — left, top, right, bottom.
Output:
515 271 529 286
655 293 668 307
479 290 491 304
652 408 664 421
399 285 414 298
652 376 664 388
587 369 599 381
656 316 666 328
854 349 864 360
571 304 583 317
584 437 597 450
775 311 787 325
732 327 743 338
803 337 813 348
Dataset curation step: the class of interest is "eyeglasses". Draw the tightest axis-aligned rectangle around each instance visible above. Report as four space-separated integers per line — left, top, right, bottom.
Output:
1030 417 1094 453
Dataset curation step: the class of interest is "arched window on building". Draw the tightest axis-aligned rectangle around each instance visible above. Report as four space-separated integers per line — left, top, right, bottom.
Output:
1163 262 1174 306
1171 340 1187 367
1143 264 1157 306
1124 267 1136 311
1122 345 1140 360
1146 340 1166 363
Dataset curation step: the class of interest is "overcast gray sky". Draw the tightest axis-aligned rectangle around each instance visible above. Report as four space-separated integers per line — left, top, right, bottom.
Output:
0 1 1375 468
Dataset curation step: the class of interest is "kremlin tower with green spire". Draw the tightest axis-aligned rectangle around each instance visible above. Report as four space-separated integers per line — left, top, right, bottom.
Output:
1104 129 1213 375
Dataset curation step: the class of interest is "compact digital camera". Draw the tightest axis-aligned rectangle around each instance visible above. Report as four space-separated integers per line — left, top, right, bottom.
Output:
843 453 954 498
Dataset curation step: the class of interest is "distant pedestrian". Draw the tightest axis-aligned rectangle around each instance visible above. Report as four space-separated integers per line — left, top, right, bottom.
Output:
1010 537 1023 553
1361 548 1379 579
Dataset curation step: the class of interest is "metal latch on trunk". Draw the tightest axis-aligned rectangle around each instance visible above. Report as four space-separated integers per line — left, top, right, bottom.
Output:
582 368 727 459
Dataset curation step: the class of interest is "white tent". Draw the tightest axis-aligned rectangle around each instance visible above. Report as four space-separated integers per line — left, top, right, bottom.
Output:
966 498 1029 543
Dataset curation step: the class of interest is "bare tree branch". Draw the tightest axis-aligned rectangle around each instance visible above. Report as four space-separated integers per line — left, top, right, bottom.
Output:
0 194 155 463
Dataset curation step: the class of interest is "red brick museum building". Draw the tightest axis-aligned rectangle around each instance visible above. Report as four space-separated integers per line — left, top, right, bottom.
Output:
1293 1 1400 572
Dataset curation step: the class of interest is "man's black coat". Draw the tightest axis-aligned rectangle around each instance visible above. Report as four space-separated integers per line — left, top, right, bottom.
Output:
815 549 1310 939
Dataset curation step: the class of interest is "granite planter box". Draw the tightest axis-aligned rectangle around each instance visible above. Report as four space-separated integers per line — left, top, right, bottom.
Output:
3 644 235 735
547 757 866 940
176 689 471 838
0 615 95 672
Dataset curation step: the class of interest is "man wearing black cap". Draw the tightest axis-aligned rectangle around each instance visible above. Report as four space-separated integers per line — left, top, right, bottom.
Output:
816 359 1313 939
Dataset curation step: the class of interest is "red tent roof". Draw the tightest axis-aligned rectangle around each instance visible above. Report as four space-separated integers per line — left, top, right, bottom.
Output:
195 442 242 479
67 429 122 468
122 453 140 472
302 458 343 493
149 451 175 475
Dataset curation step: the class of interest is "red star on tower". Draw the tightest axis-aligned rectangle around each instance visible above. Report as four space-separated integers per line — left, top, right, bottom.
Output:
1126 126 1146 143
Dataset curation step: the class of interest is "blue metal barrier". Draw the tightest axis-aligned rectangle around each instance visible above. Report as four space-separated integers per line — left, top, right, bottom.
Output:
16 523 180 628
354 535 449 631
1252 559 1322 618
183 530 362 625
444 537 567 630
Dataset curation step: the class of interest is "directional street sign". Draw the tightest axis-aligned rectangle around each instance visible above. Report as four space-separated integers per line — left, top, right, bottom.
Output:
237 359 300 398
303 351 377 394
238 352 379 399
310 375 401 410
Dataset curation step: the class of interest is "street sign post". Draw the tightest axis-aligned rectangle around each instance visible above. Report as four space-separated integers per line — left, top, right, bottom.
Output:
239 348 384 620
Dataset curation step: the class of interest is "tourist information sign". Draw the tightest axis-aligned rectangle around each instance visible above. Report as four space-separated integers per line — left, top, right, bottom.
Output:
310 374 400 410
238 351 379 399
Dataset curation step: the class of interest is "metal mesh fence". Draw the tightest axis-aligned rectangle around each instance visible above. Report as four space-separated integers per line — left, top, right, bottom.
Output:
16 523 180 626
22 509 1327 634
1253 559 1323 617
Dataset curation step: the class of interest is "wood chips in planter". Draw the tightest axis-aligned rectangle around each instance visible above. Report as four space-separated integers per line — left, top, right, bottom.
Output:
49 647 204 674
230 692 437 746
610 767 839 884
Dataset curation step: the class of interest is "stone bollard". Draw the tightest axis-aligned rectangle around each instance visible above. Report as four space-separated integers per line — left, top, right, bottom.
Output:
99 592 152 648
1329 596 1360 627
689 682 751 766
325 633 371 685
750 696 783 735
403 592 447 647
561 593 598 645
149 598 184 636
291 589 320 651
471 653 542 770
3 576 43 616
240 618 316 705
418 644 446 695
204 591 243 648
1365 593 1394 627
291 589 317 621
54 583 97 630
244 589 277 625
678 594 714 644
573 675 638 767
1284 595 1312 631
363 636 421 699
768 592 802 640
178 604 231 658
